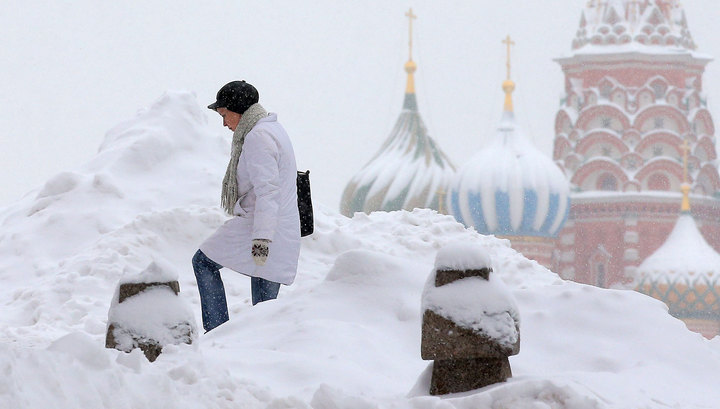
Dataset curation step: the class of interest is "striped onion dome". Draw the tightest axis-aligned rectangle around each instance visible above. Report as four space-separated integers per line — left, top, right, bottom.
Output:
449 78 570 238
636 189 720 324
340 59 456 216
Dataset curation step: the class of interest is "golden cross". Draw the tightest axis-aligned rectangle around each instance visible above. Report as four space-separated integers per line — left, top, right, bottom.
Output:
679 138 692 211
628 0 641 24
660 0 676 28
502 35 515 80
680 139 690 183
405 8 417 60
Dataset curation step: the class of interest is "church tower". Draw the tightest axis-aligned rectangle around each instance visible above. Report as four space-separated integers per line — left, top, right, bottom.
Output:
340 9 456 216
554 0 720 288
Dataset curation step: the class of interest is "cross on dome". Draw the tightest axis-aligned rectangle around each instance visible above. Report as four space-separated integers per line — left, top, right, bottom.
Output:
502 35 515 81
501 35 516 113
404 8 418 94
680 138 691 212
339 8 456 217
405 8 417 61
680 139 690 184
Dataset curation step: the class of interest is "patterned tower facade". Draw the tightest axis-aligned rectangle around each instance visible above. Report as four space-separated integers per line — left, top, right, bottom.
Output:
554 0 720 288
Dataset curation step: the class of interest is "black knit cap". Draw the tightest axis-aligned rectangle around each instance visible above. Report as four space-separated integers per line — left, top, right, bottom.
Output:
208 80 259 114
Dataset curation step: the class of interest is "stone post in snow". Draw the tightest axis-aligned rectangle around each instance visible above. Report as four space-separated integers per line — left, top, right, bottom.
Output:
421 243 520 395
105 261 197 362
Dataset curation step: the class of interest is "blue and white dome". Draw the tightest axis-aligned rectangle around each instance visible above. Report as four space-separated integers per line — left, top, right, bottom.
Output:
449 80 570 238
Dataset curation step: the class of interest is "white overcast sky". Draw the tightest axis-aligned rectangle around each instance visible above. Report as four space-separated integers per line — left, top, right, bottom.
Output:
1 1 719 208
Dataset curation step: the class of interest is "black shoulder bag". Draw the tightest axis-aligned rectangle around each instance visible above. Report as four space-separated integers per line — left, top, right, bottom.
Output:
297 170 314 237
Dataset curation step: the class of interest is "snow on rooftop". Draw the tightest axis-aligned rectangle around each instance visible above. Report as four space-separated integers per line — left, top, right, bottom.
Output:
561 42 710 60
637 212 720 281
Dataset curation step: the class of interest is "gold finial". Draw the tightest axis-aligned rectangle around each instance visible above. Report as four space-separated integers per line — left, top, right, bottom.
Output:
404 8 418 94
680 138 691 212
628 0 641 26
502 35 516 112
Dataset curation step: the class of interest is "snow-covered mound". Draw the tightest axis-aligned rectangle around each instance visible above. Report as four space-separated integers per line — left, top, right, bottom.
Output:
0 92 718 409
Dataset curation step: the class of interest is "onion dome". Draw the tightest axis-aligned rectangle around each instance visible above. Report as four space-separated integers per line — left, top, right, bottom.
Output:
572 0 696 51
449 37 570 237
636 173 720 337
340 10 456 216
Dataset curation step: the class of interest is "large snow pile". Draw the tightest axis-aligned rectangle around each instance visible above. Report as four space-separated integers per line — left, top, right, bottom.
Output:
0 92 718 408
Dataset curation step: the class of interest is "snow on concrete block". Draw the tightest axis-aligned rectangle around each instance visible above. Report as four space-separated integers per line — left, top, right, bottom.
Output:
433 241 492 272
421 242 521 395
120 259 179 284
105 261 197 362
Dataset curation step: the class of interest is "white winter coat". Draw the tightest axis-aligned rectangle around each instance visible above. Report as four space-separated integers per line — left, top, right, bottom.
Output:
200 114 301 285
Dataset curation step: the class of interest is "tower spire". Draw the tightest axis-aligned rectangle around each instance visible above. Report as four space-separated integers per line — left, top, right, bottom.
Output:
404 8 418 95
502 35 516 113
406 7 416 61
680 138 691 212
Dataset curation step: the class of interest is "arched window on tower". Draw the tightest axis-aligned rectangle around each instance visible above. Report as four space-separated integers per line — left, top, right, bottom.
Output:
651 82 667 99
589 245 611 288
597 173 618 191
600 83 613 99
654 116 665 129
596 264 606 288
648 173 670 191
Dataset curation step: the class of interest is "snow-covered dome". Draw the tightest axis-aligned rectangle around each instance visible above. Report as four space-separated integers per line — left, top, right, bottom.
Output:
340 59 455 216
637 214 720 281
572 0 696 51
636 214 720 318
449 79 570 238
635 190 720 337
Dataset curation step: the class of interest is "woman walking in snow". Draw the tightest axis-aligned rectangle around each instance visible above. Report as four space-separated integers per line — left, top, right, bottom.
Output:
192 80 301 332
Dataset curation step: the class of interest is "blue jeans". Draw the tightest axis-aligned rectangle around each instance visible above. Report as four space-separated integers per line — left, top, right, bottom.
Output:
192 250 281 332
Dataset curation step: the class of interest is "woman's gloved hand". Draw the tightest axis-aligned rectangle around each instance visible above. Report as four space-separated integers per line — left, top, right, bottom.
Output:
252 239 271 266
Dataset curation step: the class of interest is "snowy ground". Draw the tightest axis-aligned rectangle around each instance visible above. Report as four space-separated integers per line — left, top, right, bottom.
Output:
1 92 718 409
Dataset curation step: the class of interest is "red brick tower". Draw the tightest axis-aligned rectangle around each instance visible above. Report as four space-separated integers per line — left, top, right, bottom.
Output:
553 0 720 288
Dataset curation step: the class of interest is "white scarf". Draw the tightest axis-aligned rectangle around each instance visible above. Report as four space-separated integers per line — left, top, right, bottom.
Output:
221 103 268 214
